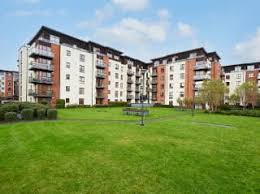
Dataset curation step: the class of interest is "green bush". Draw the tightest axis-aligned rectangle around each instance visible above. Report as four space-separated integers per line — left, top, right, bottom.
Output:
47 109 58 120
21 109 34 121
0 104 19 121
37 109 46 120
108 101 128 107
66 104 91 109
56 99 65 109
17 102 48 112
214 109 260 117
4 112 17 122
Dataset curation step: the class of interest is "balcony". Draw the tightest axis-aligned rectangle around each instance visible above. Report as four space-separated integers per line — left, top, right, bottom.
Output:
28 89 52 98
135 95 140 100
29 77 53 85
135 80 141 85
127 95 134 100
127 78 133 84
37 37 51 44
135 88 140 93
152 79 157 84
96 84 105 89
29 47 53 59
29 62 53 72
152 96 157 101
152 88 157 93
96 72 105 79
194 85 202 91
136 72 141 77
194 62 211 70
96 94 105 99
127 70 134 76
194 74 211 81
152 72 157 77
127 87 132 92
96 61 105 69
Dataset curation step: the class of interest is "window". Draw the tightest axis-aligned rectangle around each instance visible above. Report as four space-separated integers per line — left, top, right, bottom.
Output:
79 76 85 83
66 98 70 103
80 54 85 62
66 74 70 80
180 92 184 97
115 64 119 70
115 91 118 98
79 98 84 105
120 91 123 97
79 88 84 95
120 83 123 89
121 66 123 72
248 65 254 71
66 62 70 68
169 92 173 99
226 75 230 80
66 86 70 92
115 73 119 79
236 74 241 79
235 66 241 71
170 66 174 71
79 65 85 73
161 68 164 73
180 64 184 70
180 83 184 88
121 75 123 80
50 35 60 44
236 81 240 86
249 73 254 78
180 73 184 79
66 50 71 56
115 82 119 88
170 74 173 80
169 83 173 89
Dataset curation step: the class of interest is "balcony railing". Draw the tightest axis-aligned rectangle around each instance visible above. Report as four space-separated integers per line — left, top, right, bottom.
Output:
194 62 211 70
29 47 54 59
127 78 133 84
135 95 140 100
127 87 132 92
29 62 53 72
135 80 141 85
136 72 141 77
38 37 51 44
127 95 134 100
28 89 52 98
152 72 157 77
194 74 211 81
96 61 105 68
152 88 157 92
96 84 105 89
96 72 105 78
29 77 53 85
152 79 157 84
127 70 134 76
135 88 140 92
152 96 157 101
96 94 105 99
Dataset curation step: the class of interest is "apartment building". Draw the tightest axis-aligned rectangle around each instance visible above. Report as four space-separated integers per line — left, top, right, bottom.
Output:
150 48 221 106
0 69 19 100
222 62 260 98
18 26 149 106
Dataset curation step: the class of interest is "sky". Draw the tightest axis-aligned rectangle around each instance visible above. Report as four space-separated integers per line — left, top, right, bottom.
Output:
0 0 260 70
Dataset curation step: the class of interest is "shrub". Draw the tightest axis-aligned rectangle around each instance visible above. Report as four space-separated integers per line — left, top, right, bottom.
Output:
47 109 58 120
37 109 46 120
56 99 65 109
17 102 48 112
0 104 19 121
109 101 128 107
66 104 91 109
21 109 34 121
4 112 17 122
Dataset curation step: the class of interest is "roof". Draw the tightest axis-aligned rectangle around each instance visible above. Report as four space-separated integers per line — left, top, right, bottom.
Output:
222 62 260 69
151 47 208 61
0 69 18 73
207 51 221 60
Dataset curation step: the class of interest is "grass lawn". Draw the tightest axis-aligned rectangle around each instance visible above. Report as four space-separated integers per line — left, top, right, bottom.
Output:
0 107 259 193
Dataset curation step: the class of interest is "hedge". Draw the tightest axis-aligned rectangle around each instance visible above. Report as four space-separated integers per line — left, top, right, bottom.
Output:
37 109 46 120
56 99 65 109
0 104 19 120
109 101 128 107
66 104 91 109
215 110 260 117
4 112 17 122
21 109 34 121
47 109 58 120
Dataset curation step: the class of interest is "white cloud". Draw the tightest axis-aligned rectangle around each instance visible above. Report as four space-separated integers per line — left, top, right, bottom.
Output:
77 4 114 28
111 0 149 11
13 9 66 17
157 8 170 19
234 28 260 62
177 22 194 37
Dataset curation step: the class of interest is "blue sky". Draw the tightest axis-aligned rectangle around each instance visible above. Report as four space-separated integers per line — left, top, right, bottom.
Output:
1 0 260 70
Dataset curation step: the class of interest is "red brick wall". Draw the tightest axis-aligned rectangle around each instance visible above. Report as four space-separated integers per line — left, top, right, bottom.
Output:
156 64 165 104
211 62 221 80
51 44 60 106
184 59 195 98
4 72 13 97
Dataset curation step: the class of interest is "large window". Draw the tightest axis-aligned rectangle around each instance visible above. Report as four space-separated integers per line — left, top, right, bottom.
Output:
66 74 70 80
79 76 85 83
80 54 85 62
66 50 71 56
79 65 85 73
79 88 84 95
66 86 70 92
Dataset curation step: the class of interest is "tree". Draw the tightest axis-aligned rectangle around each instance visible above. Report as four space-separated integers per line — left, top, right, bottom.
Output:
177 98 183 109
235 81 258 109
229 93 240 106
183 97 193 109
199 80 229 112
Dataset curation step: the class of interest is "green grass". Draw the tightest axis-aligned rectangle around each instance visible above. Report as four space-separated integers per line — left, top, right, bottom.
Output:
0 107 259 193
